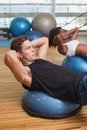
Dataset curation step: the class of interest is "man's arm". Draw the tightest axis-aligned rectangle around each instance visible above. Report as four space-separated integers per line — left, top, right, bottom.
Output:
4 50 31 87
4 37 48 87
31 37 48 59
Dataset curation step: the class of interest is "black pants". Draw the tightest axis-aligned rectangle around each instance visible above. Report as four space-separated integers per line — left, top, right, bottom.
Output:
79 75 87 105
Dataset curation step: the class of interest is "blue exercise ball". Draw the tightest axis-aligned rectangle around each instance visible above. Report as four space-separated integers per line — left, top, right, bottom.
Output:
62 56 87 72
10 17 31 37
22 90 81 119
26 30 44 41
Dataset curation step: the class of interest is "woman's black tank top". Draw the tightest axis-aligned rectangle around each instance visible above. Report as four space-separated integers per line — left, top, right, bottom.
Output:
22 59 86 103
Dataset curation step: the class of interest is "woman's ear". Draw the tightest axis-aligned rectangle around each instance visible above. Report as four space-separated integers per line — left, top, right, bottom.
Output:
52 35 59 47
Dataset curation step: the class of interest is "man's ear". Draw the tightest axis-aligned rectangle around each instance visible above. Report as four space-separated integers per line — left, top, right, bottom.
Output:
17 52 23 60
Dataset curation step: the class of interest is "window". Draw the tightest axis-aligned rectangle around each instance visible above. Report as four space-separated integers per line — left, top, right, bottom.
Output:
0 0 86 30
55 0 87 30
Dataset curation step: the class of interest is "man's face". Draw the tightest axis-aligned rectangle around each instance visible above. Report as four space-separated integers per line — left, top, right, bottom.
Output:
19 40 36 63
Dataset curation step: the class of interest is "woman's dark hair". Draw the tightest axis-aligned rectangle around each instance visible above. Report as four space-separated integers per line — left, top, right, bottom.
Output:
49 27 62 47
10 35 28 52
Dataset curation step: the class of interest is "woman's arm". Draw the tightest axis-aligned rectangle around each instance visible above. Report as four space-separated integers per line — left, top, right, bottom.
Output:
65 27 79 40
4 50 31 87
54 34 64 47
53 34 67 55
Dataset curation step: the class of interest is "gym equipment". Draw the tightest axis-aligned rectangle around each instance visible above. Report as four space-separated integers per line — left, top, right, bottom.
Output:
62 56 87 72
63 11 87 27
0 28 11 40
79 23 87 29
64 22 87 38
10 17 31 37
32 13 57 37
22 90 82 119
26 30 44 41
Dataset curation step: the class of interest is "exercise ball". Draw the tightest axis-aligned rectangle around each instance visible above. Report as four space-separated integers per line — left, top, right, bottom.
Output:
32 13 57 37
10 17 31 37
22 90 82 119
26 30 44 41
62 56 87 72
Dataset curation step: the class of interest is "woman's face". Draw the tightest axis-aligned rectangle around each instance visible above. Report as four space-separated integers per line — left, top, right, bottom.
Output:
59 28 67 39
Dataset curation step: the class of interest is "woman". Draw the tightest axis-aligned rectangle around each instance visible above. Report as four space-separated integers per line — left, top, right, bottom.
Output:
49 27 87 59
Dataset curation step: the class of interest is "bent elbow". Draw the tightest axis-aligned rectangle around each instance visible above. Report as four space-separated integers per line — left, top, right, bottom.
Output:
17 74 30 87
4 53 10 66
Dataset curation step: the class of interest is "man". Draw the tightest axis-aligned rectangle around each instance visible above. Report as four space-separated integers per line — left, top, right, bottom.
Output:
4 35 87 105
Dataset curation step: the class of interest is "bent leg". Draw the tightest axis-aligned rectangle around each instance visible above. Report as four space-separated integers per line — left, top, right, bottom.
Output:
76 44 87 60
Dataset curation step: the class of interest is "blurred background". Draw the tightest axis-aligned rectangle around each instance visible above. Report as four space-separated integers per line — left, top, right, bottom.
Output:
0 0 86 29
0 0 87 43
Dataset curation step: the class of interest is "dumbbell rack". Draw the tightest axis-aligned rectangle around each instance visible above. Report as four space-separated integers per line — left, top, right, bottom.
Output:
0 28 11 40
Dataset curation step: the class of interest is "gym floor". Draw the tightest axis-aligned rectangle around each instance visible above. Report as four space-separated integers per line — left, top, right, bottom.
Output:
0 46 87 130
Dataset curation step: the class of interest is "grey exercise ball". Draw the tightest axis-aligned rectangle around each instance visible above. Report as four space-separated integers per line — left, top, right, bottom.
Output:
32 13 57 37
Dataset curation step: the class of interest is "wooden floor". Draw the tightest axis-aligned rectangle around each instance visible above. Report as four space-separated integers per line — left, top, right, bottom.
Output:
1 47 87 130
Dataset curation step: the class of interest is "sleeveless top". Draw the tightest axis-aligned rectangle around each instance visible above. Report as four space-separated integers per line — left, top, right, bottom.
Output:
64 40 79 56
22 59 86 103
